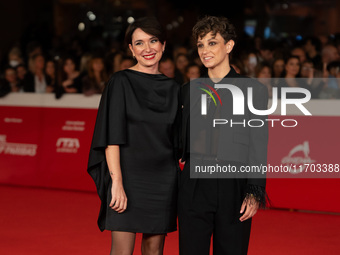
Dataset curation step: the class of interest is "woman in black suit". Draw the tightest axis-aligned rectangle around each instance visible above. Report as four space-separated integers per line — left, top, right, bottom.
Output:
178 16 268 255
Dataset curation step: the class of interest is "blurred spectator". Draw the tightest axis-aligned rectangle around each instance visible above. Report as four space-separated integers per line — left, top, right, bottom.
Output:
56 56 82 97
255 62 272 78
258 40 275 65
174 53 189 84
119 55 136 71
243 51 258 77
184 63 201 83
318 61 340 99
22 54 51 93
45 59 57 93
300 60 314 79
321 44 340 77
278 55 311 98
4 67 21 91
26 41 43 65
173 44 188 60
82 57 108 96
291 47 307 65
175 53 189 73
322 44 340 64
0 67 21 97
318 35 329 48
300 60 324 99
326 61 340 89
272 58 285 78
15 64 27 82
159 56 175 79
255 62 272 98
303 36 322 71
8 47 24 68
284 55 301 79
79 53 92 77
113 52 124 73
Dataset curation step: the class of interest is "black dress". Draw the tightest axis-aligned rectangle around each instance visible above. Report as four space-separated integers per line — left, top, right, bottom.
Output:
87 69 180 233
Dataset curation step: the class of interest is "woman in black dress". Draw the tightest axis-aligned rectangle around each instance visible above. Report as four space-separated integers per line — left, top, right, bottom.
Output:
87 17 180 255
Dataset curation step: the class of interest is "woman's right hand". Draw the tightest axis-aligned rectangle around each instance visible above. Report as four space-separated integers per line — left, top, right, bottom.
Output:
110 179 127 213
62 79 73 88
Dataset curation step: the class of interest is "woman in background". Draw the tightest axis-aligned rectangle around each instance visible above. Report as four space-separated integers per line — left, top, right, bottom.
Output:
55 56 82 98
60 56 82 93
82 57 108 96
45 59 57 93
278 55 311 98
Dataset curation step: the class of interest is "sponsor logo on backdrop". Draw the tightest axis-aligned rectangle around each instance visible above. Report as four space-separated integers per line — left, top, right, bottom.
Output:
56 137 80 153
62 121 85 131
0 134 37 156
4 118 23 123
281 141 316 173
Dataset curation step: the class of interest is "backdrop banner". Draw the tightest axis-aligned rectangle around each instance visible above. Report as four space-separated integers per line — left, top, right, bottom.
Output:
0 93 339 212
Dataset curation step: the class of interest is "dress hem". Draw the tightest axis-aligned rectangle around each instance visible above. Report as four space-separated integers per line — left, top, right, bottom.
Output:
102 227 177 234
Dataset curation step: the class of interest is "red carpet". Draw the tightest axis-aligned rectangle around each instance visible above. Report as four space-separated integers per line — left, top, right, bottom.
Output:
1 185 339 255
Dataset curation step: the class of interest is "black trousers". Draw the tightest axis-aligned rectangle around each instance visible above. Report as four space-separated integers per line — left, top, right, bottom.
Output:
178 158 252 255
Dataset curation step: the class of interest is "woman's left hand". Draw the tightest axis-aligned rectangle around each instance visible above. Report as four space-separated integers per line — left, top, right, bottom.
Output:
239 196 259 222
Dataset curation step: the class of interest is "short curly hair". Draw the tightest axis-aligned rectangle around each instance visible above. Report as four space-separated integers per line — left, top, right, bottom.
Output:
192 16 237 44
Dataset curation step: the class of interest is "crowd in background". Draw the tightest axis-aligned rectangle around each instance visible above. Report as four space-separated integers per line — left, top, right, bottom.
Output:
1 30 340 99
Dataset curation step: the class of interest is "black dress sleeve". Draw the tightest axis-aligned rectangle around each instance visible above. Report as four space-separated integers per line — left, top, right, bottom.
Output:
172 82 182 161
87 73 127 231
90 74 127 151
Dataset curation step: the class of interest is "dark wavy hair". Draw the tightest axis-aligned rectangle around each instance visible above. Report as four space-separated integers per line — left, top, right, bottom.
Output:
125 17 166 46
192 16 237 44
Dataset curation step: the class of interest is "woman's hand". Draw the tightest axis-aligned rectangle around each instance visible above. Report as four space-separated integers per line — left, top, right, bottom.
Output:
62 79 73 88
45 85 54 93
110 179 127 213
239 195 259 222
106 145 126 213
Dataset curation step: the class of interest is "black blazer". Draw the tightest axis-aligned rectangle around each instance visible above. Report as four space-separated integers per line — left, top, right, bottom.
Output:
180 67 268 188
22 72 52 92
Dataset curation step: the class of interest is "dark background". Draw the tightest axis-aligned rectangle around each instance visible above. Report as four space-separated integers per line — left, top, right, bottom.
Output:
1 0 340 65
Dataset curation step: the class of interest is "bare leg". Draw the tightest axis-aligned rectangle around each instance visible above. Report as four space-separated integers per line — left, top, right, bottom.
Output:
141 234 166 255
110 231 136 255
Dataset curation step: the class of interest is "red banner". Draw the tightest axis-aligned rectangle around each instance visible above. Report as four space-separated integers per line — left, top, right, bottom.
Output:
0 105 97 190
0 94 339 212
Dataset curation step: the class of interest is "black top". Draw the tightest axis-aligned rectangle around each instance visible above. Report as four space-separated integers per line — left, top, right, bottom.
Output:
180 67 269 206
